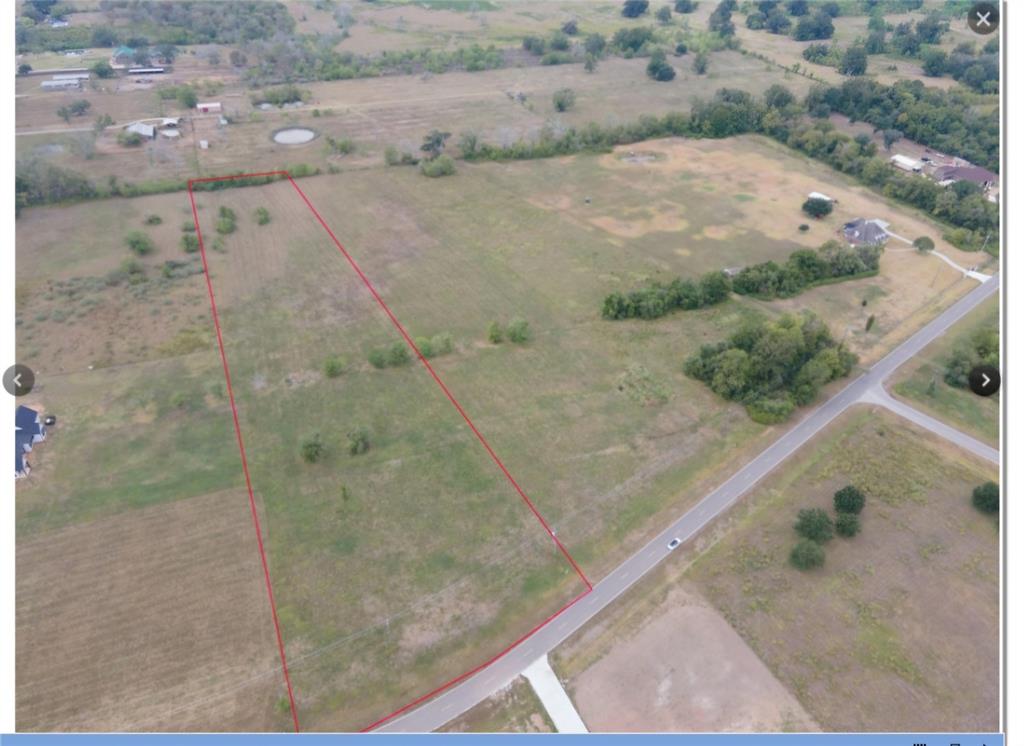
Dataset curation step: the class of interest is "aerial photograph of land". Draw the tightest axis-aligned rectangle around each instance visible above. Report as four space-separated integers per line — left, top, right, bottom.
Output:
13 0 1000 734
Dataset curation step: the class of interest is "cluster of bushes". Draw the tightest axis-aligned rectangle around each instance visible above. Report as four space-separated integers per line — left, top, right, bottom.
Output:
731 241 881 300
125 231 155 256
251 85 309 107
420 155 456 178
553 88 576 112
325 135 355 155
181 234 200 253
368 341 411 369
487 318 530 344
790 485 866 570
684 311 856 423
255 207 271 225
920 44 998 93
414 332 455 359
324 355 346 378
302 429 370 463
156 84 200 109
944 325 999 389
601 271 731 320
215 206 237 235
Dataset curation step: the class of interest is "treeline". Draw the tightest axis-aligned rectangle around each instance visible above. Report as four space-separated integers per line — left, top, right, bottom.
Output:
944 325 999 389
731 241 881 299
16 0 292 52
684 312 857 424
601 271 731 320
14 161 318 213
810 78 998 172
242 38 504 84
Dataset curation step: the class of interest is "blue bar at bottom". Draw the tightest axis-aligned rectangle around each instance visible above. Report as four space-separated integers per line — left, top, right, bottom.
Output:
0 734 1005 746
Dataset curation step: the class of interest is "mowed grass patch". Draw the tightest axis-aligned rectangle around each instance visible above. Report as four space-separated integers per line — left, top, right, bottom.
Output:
890 294 999 446
687 407 998 731
196 181 585 730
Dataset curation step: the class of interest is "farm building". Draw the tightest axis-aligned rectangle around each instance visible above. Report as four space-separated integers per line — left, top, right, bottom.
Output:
127 67 165 76
807 191 833 203
890 154 923 173
111 46 135 66
15 405 46 479
52 72 90 81
40 79 81 90
843 218 889 247
196 101 222 114
125 122 156 139
932 165 998 190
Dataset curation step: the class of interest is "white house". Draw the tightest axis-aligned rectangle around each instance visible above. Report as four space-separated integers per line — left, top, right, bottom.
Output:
125 122 156 139
196 101 222 114
15 406 46 479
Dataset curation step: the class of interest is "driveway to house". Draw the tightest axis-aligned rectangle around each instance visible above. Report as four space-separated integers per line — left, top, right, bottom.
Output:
378 274 1000 733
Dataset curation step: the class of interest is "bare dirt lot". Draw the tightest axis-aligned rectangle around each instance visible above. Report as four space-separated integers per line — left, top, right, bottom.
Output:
16 489 287 731
568 583 817 732
442 678 554 733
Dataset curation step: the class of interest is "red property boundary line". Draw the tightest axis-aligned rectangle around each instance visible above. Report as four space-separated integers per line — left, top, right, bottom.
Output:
187 171 594 733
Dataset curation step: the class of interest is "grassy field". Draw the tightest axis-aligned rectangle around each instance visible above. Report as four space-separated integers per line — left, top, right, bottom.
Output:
15 133 984 730
687 407 999 731
891 294 999 446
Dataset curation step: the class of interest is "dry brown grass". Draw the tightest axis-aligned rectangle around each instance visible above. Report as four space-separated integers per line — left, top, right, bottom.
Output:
16 489 287 731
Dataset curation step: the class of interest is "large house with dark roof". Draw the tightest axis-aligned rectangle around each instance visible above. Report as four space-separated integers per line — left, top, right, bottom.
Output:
15 405 46 479
842 218 889 247
932 165 998 191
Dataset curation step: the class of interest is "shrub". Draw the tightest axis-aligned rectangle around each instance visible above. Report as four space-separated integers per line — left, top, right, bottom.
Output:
125 231 154 256
368 348 387 369
799 223 810 232
790 539 825 570
835 513 861 538
387 341 410 366
324 355 345 378
656 5 672 23
794 508 834 543
420 154 456 178
674 0 696 11
646 51 676 81
347 428 370 455
622 0 650 17
255 207 271 225
144 214 162 225
301 434 325 463
553 88 576 112
834 485 865 514
487 320 504 344
693 51 709 74
117 131 144 147
181 234 200 253
507 318 530 343
913 236 935 253
972 481 999 514
802 197 833 218
216 206 237 234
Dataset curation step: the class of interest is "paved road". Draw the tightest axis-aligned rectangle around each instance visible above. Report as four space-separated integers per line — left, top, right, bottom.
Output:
378 274 1000 732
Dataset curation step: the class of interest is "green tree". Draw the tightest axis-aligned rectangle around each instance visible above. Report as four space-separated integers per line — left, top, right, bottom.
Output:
57 106 72 124
421 129 451 159
387 341 411 366
913 236 934 253
835 513 861 538
255 207 271 225
839 46 867 76
487 320 504 344
91 60 115 78
794 508 834 543
972 481 999 514
125 231 154 256
507 318 530 343
646 50 676 81
181 234 200 253
674 0 696 11
553 88 576 112
656 5 672 23
790 539 825 570
347 428 370 455
693 51 709 74
584 33 606 56
802 197 833 218
584 54 598 73
301 434 325 463
176 86 198 109
18 63 31 75
834 485 865 514
324 355 345 378
922 48 947 77
622 0 650 18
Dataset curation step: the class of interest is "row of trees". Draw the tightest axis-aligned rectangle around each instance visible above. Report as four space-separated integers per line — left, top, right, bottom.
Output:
684 312 857 423
731 241 882 300
601 272 731 320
